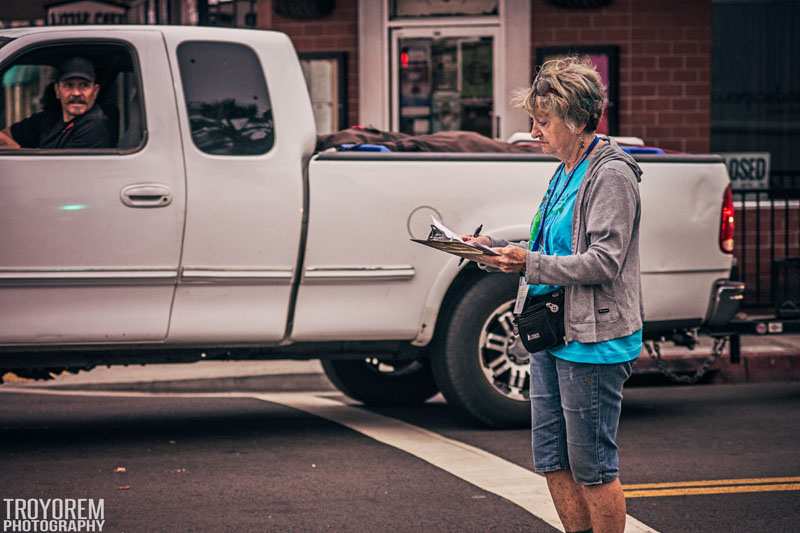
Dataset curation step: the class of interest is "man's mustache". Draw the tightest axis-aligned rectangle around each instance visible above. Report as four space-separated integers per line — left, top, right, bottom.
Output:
67 98 87 104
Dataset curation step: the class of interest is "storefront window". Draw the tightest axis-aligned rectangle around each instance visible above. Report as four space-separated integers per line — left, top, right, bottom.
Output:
535 46 619 136
126 0 257 27
391 0 498 19
1 65 55 129
398 35 493 136
206 0 257 27
712 0 799 194
300 53 347 134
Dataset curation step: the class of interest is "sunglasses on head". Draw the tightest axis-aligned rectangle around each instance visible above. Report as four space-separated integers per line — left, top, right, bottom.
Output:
533 78 554 97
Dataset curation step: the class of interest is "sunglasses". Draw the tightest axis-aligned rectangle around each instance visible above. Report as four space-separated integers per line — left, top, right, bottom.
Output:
532 77 554 97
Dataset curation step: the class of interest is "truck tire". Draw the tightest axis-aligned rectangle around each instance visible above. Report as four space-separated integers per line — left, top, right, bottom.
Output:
431 273 530 427
321 358 439 406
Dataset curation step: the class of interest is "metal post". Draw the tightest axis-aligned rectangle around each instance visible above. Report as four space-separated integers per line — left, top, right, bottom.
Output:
770 189 775 308
730 334 741 364
197 0 208 25
740 191 748 301
756 191 761 305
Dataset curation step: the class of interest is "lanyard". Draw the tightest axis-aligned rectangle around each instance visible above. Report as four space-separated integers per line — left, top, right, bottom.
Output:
530 135 599 251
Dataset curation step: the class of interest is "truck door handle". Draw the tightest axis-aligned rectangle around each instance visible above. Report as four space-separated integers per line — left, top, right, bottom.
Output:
120 184 173 208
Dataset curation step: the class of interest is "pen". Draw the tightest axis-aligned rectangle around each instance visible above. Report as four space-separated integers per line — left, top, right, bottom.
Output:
459 224 484 266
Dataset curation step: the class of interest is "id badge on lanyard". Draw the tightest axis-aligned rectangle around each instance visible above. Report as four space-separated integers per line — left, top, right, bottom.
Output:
513 275 527 315
514 168 558 316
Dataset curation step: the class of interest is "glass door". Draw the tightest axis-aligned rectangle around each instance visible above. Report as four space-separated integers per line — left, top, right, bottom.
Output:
391 26 501 138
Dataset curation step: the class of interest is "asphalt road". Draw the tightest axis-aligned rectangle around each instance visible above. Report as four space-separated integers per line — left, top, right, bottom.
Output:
1 380 798 532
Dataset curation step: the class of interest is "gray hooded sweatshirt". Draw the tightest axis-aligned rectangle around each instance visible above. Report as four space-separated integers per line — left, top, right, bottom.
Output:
490 138 644 344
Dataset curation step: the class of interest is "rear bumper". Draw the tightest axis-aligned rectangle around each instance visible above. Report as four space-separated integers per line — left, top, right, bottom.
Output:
704 279 746 328
700 279 800 341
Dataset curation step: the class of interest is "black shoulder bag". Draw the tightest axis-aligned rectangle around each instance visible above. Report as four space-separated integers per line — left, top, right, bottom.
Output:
514 288 566 353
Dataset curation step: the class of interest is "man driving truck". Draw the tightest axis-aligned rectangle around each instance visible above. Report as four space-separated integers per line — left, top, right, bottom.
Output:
0 56 112 149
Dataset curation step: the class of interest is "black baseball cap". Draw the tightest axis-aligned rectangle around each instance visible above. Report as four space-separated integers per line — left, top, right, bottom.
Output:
58 57 95 83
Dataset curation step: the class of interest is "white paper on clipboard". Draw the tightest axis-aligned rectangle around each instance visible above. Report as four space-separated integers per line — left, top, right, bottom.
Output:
410 216 499 260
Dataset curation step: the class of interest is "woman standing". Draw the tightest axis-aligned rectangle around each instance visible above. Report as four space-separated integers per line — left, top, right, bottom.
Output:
466 57 643 533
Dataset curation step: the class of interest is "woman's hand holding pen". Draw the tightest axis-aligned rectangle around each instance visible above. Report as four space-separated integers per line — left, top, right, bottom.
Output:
458 226 490 267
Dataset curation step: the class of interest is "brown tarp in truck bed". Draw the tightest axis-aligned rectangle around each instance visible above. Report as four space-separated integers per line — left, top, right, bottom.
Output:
316 127 543 153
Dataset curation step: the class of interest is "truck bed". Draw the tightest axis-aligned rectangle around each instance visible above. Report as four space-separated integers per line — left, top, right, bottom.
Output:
294 152 732 344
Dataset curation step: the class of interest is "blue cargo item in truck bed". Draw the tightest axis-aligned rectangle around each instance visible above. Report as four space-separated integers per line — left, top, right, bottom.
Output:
621 146 665 155
337 143 391 152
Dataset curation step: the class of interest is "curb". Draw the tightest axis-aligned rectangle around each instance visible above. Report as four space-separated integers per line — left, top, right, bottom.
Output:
632 349 800 384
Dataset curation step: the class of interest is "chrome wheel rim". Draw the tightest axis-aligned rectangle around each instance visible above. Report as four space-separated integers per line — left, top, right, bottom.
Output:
478 299 530 402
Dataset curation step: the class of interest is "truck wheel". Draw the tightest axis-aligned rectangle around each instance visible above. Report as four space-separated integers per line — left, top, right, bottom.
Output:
431 273 530 428
321 358 439 406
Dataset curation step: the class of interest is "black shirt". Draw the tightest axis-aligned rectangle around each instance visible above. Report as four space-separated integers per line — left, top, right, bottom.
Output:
10 105 112 149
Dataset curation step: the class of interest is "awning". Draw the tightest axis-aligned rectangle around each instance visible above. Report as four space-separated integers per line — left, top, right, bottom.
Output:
2 65 41 87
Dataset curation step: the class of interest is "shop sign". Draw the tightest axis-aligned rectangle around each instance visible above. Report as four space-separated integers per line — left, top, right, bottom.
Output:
393 0 498 18
47 1 128 26
720 152 771 191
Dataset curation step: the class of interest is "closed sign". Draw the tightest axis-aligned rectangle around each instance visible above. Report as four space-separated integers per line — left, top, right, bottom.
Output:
721 152 771 190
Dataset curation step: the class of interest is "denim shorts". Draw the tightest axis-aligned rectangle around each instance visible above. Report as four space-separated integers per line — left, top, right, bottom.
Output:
529 350 633 485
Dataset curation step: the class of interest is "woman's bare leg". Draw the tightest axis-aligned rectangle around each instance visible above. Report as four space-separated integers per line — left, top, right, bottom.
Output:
582 478 626 533
544 470 592 532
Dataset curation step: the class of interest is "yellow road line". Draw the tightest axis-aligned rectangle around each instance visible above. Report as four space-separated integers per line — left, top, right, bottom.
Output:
624 476 800 490
625 483 800 498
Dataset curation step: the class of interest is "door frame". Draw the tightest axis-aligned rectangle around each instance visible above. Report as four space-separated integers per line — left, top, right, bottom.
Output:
358 0 530 140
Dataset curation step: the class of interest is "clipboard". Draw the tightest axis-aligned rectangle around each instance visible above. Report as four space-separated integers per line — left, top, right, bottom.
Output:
410 218 499 260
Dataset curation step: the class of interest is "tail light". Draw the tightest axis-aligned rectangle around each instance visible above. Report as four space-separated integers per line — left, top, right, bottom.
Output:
720 184 735 254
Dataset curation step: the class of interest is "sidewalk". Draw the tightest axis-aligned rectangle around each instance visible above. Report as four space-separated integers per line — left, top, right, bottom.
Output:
634 334 800 383
2 335 799 388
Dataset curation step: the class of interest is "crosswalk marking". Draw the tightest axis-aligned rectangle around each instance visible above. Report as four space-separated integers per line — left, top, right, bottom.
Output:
1 387 659 533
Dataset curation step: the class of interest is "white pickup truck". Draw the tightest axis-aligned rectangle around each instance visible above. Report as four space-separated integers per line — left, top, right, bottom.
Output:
0 26 743 426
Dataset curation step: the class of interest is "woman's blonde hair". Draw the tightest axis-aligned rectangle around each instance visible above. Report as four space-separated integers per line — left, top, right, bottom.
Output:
514 56 607 134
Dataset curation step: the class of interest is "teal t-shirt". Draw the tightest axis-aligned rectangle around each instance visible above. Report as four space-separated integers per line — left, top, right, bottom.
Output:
529 158 641 364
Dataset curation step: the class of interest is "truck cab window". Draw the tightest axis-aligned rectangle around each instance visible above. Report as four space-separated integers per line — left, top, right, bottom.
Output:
177 41 274 156
0 43 145 152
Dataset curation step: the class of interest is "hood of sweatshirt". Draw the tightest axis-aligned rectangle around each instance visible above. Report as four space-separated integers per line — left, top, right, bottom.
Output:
586 136 643 183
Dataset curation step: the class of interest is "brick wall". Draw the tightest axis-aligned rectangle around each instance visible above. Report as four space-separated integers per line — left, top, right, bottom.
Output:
260 0 712 152
531 0 711 153
259 0 359 128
